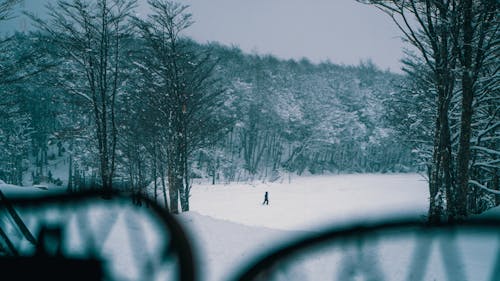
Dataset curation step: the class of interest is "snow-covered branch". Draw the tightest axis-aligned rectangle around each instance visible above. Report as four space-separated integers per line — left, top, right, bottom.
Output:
469 180 500 195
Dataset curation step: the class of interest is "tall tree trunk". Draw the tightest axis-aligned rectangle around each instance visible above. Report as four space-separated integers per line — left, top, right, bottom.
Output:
441 108 454 221
67 154 73 192
429 77 454 223
178 139 188 212
494 170 500 206
159 160 169 210
182 149 190 212
180 109 189 212
429 103 443 222
455 0 474 220
167 163 179 214
153 148 158 202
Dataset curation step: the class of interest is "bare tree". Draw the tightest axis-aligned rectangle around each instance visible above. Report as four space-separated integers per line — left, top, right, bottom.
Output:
29 0 137 191
454 0 498 219
358 0 459 222
359 0 499 221
134 0 226 212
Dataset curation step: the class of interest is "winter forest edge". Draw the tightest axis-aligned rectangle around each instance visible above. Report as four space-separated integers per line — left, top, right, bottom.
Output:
0 0 498 221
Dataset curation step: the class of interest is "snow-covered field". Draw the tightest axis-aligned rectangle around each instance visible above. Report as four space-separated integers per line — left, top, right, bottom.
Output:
179 173 430 281
3 173 499 281
189 173 429 231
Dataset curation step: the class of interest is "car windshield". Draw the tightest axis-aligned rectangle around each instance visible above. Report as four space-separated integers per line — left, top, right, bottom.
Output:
1 0 498 281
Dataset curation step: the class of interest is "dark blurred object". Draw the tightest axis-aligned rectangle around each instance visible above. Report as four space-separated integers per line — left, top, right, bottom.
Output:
0 224 103 280
0 256 103 281
0 189 196 281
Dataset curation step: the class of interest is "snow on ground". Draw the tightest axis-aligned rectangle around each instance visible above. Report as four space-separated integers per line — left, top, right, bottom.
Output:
188 173 429 231
177 173 430 281
178 212 306 281
5 173 498 281
0 181 65 197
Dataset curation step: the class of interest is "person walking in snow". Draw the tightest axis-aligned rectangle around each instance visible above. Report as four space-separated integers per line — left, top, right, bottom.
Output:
262 191 269 205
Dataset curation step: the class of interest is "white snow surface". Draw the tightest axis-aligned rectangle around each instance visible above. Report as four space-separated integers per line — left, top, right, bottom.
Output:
177 173 430 281
188 173 429 231
2 173 499 281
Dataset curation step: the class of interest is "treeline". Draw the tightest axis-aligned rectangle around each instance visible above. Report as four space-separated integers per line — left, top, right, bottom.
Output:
197 47 414 183
0 0 416 212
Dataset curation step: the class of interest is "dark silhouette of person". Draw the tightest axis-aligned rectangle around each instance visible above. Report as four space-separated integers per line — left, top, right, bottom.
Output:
262 191 269 205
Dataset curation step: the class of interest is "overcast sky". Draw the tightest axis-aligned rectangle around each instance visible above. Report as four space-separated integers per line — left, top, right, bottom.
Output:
179 0 404 72
2 0 405 73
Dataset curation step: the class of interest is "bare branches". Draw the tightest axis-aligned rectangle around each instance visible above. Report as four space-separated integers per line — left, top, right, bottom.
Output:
358 0 500 219
0 0 20 22
27 0 138 190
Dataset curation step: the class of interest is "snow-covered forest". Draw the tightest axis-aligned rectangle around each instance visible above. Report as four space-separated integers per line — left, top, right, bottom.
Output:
0 0 499 220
